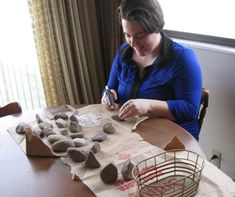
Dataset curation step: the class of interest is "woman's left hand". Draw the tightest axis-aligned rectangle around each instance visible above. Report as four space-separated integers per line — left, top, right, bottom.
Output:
119 99 150 120
101 89 119 110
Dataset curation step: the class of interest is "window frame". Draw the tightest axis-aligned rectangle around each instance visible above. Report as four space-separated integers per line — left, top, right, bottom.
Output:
164 29 235 48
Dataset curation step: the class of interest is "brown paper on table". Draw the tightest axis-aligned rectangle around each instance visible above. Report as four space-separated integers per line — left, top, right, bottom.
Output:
61 134 163 197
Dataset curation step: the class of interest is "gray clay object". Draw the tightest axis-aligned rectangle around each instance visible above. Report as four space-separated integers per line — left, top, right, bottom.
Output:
44 127 56 137
73 138 86 147
70 112 79 122
90 142 101 154
111 114 124 122
35 114 43 124
32 128 44 138
47 134 66 144
60 128 69 136
38 121 53 130
15 122 31 134
51 139 74 152
70 133 84 139
55 118 68 128
69 121 82 133
67 147 87 162
53 112 68 120
91 131 107 142
121 159 134 180
103 123 115 134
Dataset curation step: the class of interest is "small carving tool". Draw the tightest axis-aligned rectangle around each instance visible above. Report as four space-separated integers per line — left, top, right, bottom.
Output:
105 86 115 106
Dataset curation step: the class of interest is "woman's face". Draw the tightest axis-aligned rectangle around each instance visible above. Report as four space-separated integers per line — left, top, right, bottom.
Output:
121 19 161 57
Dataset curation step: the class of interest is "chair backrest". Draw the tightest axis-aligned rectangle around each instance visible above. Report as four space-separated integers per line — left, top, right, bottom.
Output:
0 102 22 118
198 88 209 134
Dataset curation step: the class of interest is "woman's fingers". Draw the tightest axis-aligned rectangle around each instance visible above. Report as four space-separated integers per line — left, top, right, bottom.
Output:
110 89 118 100
119 99 149 119
119 101 135 119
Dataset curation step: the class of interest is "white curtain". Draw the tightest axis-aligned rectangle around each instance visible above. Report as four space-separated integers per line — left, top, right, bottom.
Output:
0 0 46 110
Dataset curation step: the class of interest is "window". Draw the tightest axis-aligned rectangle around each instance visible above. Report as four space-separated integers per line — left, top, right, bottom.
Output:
158 0 235 47
0 0 46 110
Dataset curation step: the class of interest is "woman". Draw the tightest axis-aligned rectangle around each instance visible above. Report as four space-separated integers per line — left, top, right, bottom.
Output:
102 0 202 140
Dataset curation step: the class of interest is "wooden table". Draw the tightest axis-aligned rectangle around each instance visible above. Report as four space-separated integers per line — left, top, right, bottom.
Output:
0 105 206 197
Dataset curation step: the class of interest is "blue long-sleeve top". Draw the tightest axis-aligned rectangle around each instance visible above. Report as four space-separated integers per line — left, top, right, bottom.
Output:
106 32 202 140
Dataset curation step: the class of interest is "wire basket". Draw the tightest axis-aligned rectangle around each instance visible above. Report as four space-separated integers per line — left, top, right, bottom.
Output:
132 150 205 197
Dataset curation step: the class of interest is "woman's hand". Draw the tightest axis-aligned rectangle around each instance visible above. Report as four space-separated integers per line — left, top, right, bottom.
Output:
101 89 119 110
119 99 150 119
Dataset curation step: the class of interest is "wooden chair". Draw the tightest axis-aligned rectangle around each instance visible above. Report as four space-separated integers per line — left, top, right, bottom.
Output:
198 88 209 134
0 102 22 118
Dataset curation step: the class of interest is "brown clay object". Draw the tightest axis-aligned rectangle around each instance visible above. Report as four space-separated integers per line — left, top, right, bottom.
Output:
103 123 115 134
25 128 57 157
121 159 134 180
100 163 118 184
85 151 101 168
164 136 185 150
51 139 74 152
67 147 87 162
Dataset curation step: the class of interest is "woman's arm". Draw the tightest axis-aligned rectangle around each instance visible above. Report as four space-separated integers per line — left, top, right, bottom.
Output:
119 98 175 120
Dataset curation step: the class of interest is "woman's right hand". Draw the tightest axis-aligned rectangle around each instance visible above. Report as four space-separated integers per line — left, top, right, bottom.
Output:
101 89 119 110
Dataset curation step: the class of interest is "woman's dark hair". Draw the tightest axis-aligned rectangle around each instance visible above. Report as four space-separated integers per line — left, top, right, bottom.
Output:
117 0 164 33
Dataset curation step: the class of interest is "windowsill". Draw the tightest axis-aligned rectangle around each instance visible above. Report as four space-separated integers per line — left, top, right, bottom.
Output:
173 38 235 55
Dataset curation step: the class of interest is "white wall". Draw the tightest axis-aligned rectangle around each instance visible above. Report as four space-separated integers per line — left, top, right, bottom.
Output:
176 39 235 179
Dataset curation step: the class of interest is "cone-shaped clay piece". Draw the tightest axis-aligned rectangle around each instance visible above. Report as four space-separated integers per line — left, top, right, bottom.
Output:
91 142 101 154
25 128 57 157
70 112 79 122
35 114 43 124
164 136 185 150
85 151 101 168
100 163 118 184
